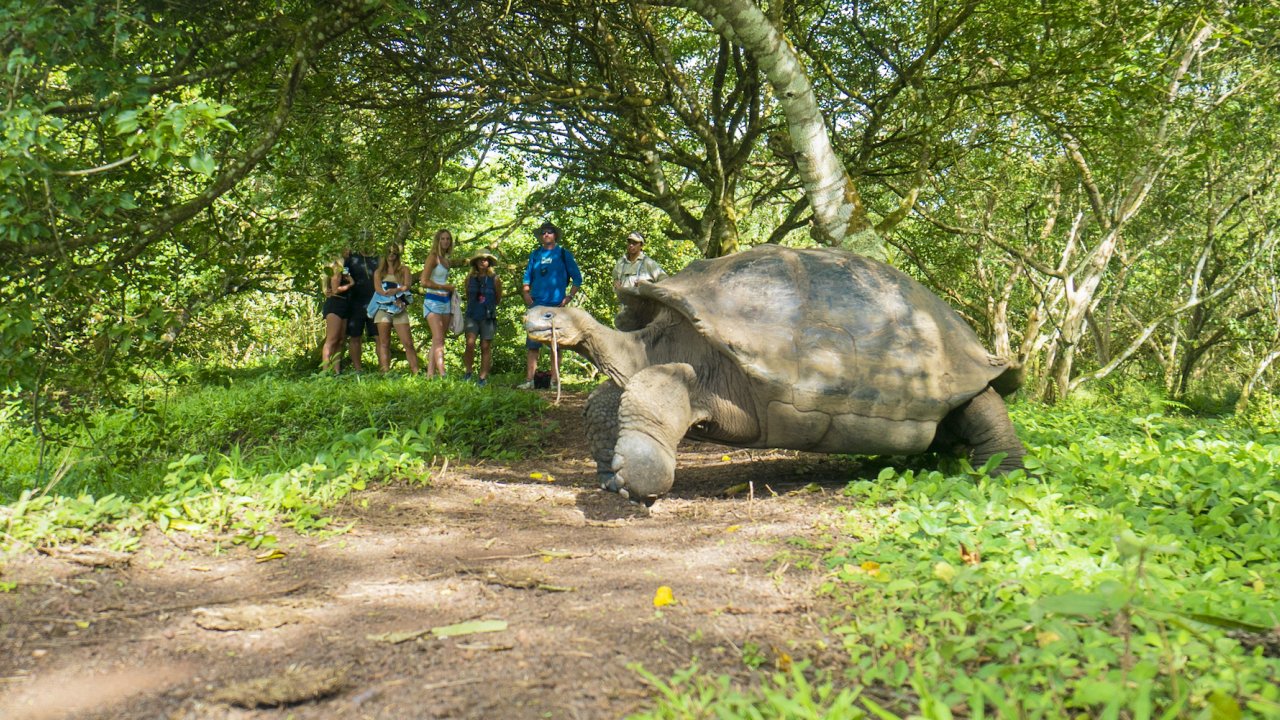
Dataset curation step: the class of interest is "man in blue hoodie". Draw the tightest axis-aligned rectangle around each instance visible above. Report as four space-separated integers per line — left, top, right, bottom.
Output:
520 220 583 388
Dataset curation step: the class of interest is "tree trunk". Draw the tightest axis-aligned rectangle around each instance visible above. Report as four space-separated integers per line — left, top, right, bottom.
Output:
672 0 884 259
1237 347 1280 414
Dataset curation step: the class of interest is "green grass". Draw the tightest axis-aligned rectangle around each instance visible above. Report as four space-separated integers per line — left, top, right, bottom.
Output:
5 374 1279 717
632 397 1280 719
0 372 550 551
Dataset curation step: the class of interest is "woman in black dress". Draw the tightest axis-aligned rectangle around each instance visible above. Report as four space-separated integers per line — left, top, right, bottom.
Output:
321 255 355 373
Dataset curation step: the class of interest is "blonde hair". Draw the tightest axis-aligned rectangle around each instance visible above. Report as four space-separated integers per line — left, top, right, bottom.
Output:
430 229 454 259
376 243 405 278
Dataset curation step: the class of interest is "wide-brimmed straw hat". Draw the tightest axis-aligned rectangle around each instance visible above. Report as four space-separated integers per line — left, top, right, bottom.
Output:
468 251 499 268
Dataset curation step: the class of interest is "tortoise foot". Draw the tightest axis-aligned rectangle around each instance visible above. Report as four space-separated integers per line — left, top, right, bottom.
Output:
611 430 676 504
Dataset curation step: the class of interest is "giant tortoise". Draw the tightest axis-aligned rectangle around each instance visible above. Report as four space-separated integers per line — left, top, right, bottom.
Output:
523 244 1025 505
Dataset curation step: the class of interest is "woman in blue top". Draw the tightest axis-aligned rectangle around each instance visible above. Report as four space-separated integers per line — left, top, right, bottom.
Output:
418 229 455 378
462 251 503 386
519 221 582 388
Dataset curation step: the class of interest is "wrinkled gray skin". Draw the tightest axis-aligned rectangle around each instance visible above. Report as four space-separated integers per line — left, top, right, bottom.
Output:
524 245 1025 506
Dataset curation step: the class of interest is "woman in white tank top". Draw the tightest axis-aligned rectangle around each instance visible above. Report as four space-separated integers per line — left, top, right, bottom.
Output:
419 229 455 378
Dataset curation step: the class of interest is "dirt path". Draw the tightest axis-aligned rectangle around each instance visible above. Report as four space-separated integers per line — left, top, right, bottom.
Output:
0 393 871 719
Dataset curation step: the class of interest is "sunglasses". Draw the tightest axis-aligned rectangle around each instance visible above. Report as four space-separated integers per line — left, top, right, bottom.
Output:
627 240 642 245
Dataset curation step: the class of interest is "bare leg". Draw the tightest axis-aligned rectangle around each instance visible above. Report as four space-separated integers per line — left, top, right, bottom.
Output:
394 321 419 374
478 338 492 380
611 364 699 504
426 312 448 376
463 333 477 376
376 322 391 373
322 313 346 373
525 346 539 382
348 336 364 373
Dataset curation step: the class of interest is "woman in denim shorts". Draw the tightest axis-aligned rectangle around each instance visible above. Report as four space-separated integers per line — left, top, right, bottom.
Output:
462 251 503 385
418 229 455 378
371 243 420 374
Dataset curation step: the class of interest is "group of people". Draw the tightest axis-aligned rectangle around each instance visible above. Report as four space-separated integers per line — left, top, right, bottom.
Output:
319 221 667 386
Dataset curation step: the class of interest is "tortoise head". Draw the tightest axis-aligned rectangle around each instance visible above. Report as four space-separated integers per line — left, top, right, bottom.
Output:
522 306 598 349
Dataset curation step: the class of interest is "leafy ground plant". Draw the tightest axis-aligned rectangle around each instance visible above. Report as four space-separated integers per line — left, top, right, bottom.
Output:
634 399 1280 719
0 374 548 551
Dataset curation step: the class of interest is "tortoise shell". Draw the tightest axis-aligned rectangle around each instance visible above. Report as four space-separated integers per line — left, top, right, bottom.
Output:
621 245 1012 453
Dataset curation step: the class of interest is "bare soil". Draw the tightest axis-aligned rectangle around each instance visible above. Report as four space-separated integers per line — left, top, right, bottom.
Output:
0 392 875 719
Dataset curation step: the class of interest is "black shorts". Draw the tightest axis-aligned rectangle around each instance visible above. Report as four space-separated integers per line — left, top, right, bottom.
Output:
322 296 350 319
347 301 377 338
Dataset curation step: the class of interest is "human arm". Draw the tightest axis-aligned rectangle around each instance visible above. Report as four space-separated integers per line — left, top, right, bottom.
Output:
522 253 536 306
612 258 625 290
330 260 353 296
560 249 584 306
646 257 668 283
377 269 408 295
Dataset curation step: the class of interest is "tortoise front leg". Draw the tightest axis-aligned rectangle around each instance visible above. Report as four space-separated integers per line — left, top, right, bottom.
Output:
611 363 701 505
584 380 623 489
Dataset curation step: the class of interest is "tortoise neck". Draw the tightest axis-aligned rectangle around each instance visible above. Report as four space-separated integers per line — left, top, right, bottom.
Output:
582 327 648 385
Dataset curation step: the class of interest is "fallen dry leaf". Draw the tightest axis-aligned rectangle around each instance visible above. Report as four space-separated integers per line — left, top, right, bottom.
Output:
209 665 347 708
194 604 307 632
431 619 508 638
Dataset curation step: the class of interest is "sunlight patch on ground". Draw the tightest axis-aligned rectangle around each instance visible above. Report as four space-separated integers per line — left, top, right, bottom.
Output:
1 662 195 720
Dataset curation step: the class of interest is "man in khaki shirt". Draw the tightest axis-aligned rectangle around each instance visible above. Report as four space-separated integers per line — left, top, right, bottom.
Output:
612 232 668 290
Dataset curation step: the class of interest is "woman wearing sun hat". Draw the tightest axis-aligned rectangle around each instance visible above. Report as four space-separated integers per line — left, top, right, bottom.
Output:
462 250 503 386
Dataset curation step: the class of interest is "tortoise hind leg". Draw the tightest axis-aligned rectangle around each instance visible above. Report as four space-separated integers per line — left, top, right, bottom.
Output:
940 387 1026 475
611 363 701 504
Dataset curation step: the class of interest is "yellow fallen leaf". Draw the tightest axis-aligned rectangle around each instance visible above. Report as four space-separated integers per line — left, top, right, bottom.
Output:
529 472 543 480
774 649 793 671
842 561 883 578
653 586 675 607
721 455 731 462
367 629 430 644
1036 631 1061 647
432 619 508 638
725 525 741 533
74 620 90 629
255 549 286 563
